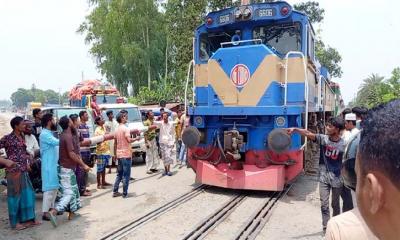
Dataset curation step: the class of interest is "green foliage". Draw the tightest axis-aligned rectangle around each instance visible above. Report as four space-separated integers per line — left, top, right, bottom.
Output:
128 79 185 105
10 86 61 108
79 0 167 95
293 1 325 24
293 2 342 78
353 68 400 108
315 40 343 78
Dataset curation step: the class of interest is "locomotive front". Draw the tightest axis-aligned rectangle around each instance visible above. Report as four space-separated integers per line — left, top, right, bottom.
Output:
183 1 322 191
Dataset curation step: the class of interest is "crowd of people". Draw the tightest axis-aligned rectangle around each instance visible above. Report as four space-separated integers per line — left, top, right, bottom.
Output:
0 105 188 230
1 99 399 240
288 101 400 240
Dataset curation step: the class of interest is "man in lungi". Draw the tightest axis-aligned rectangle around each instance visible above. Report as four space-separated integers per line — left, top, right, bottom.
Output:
154 112 176 176
49 116 91 224
0 116 40 230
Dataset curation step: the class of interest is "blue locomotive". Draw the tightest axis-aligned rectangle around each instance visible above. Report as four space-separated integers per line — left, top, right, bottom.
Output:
182 1 340 191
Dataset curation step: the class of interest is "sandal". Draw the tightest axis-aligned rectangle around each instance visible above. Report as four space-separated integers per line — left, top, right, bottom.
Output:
48 211 58 228
14 224 27 231
26 221 41 228
81 191 92 197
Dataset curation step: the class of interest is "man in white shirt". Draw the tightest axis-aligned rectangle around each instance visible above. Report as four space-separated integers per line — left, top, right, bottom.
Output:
104 110 119 173
154 112 176 176
342 113 359 143
24 121 40 158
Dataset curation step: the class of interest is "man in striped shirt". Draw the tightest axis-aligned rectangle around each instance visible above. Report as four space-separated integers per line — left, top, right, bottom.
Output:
76 111 92 197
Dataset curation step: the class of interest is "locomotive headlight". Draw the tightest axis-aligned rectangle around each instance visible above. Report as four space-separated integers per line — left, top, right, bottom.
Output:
194 116 204 127
275 116 286 127
243 8 251 18
234 9 242 19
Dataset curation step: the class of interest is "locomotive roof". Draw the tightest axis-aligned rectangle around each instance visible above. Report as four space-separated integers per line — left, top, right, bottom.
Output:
197 1 314 33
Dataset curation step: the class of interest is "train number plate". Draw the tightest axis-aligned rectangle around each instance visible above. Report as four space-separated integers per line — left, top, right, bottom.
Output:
257 8 275 17
219 14 231 24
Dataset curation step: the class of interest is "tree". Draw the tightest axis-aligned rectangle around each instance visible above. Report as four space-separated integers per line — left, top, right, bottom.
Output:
11 88 35 108
315 40 343 78
10 87 62 108
293 1 325 24
356 74 386 108
164 0 208 82
79 0 166 95
293 1 342 78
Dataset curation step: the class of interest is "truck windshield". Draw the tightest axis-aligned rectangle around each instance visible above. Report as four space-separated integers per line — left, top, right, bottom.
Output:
253 22 301 56
102 107 142 122
94 95 119 104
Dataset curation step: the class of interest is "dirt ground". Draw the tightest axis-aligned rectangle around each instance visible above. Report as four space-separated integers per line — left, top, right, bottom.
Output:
0 112 327 240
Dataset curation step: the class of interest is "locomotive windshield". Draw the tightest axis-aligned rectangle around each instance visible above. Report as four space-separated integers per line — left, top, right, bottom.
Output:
253 22 301 55
199 30 237 61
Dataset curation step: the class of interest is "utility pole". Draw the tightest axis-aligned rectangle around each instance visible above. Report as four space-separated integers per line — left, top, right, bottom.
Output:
58 87 62 105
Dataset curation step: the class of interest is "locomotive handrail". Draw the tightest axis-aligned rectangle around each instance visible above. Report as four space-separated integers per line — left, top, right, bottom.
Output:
283 51 309 150
220 39 263 47
318 75 322 111
184 60 195 113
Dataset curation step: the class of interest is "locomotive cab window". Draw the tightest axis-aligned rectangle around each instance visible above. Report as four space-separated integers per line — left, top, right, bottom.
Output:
253 22 301 56
199 30 238 62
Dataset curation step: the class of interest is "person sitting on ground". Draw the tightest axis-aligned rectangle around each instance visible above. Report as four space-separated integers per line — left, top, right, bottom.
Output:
287 117 347 233
355 99 400 240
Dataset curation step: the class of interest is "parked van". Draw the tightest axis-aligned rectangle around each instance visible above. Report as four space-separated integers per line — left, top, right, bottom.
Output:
100 103 147 162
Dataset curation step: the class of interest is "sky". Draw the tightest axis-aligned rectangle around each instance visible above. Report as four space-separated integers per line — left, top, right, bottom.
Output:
1 0 399 104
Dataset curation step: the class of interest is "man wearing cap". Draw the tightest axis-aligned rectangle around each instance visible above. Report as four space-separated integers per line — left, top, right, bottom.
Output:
342 113 359 143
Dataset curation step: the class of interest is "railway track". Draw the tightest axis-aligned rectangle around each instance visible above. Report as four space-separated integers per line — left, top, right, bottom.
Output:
99 184 208 240
182 185 291 240
182 194 247 240
234 185 293 240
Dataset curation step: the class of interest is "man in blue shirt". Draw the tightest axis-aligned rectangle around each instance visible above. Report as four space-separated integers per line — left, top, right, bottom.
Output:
39 113 59 226
287 117 347 233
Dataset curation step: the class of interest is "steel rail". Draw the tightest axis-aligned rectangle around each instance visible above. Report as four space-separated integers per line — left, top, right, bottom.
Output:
99 185 208 240
183 194 247 240
234 185 293 240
